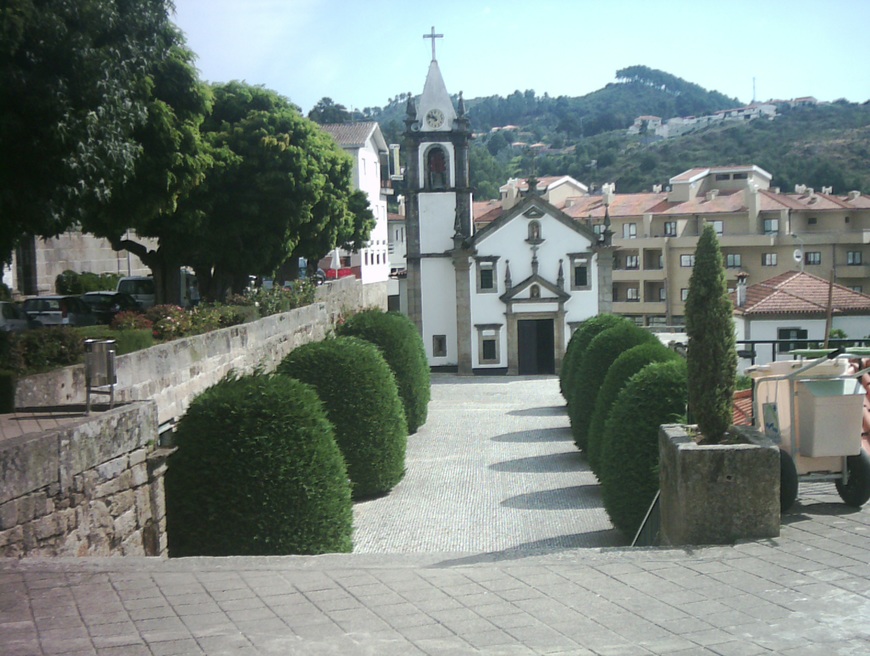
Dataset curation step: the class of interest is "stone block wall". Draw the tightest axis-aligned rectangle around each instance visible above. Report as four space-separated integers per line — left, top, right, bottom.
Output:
0 402 166 557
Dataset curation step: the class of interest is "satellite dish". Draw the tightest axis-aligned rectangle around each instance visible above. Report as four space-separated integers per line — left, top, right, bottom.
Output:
793 249 803 262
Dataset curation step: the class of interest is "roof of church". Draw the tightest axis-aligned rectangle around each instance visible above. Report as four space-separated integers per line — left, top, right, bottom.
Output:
733 271 870 317
320 122 386 151
418 60 456 123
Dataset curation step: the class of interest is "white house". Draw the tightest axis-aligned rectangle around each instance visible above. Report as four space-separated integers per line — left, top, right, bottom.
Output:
733 270 870 366
320 122 390 284
403 51 611 374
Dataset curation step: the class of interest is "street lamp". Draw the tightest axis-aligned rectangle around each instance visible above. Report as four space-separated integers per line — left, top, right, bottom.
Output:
790 233 805 273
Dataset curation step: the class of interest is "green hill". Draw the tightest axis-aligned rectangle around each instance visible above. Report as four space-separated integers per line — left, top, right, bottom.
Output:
358 66 870 200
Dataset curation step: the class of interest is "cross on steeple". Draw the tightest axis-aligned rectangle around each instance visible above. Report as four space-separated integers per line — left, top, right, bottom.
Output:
423 26 443 61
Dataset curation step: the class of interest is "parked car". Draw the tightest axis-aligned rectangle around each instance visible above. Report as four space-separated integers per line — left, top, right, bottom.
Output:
81 291 142 324
116 276 156 309
0 301 29 332
22 296 97 327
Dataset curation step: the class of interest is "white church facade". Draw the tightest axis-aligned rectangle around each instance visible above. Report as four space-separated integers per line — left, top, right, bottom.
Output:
403 46 611 375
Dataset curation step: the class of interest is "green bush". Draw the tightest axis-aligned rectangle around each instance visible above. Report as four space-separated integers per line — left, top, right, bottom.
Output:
685 224 737 443
14 328 83 373
145 305 192 340
55 270 120 294
165 374 353 556
337 309 430 433
586 342 679 478
568 320 658 452
278 337 407 499
560 314 628 405
0 369 15 413
110 311 153 332
240 282 316 317
600 360 688 539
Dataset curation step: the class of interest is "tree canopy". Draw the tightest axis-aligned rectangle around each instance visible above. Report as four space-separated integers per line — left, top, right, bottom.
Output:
0 0 174 261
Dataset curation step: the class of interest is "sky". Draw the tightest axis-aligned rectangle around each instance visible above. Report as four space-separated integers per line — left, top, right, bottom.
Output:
172 0 870 116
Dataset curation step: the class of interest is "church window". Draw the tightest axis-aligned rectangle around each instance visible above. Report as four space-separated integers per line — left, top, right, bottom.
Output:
432 335 447 358
476 258 498 293
568 253 591 291
475 324 501 365
527 220 542 242
425 146 449 191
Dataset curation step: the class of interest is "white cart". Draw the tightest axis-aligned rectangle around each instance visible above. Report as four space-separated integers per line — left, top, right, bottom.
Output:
747 349 870 511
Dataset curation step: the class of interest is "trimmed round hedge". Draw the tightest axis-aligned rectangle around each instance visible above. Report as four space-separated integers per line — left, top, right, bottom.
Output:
337 309 430 434
600 360 688 539
568 321 658 453
165 374 353 557
586 341 679 478
560 314 628 405
278 337 407 499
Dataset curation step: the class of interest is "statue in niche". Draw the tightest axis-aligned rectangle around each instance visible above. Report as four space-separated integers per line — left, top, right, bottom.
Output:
428 147 448 190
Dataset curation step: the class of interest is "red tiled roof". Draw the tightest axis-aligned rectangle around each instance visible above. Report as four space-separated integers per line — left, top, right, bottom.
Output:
733 271 870 317
733 389 753 426
388 213 404 222
473 200 503 227
320 122 379 148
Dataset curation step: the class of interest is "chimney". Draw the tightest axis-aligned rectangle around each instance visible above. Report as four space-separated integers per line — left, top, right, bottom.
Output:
736 272 749 308
848 190 862 201
652 184 663 193
706 189 719 201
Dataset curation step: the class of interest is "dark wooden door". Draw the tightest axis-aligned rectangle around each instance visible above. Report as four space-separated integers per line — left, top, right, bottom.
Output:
518 318 555 375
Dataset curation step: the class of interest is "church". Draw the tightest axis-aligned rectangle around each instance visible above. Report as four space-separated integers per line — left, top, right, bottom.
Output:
403 32 612 375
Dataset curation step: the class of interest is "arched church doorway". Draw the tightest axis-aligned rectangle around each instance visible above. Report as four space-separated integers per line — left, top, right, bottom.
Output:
517 318 555 375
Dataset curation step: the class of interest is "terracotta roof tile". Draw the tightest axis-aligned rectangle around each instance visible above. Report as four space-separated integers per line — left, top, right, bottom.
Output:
734 271 870 317
733 389 753 426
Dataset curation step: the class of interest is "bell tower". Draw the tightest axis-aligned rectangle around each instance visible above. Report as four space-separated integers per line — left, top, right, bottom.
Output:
404 28 472 370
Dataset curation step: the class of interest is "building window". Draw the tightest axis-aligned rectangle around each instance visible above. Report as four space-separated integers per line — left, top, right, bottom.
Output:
778 327 808 353
476 325 501 365
626 287 640 302
850 285 863 293
625 255 639 270
569 253 591 290
681 288 689 301
425 145 449 191
476 258 498 293
715 173 730 181
592 223 604 236
848 251 862 265
763 218 779 235
659 287 667 301
623 223 637 239
805 251 821 265
762 253 777 266
709 220 724 235
726 253 742 268
432 335 447 357
527 220 542 242
733 172 748 180
808 217 817 225
680 254 695 267
663 221 677 237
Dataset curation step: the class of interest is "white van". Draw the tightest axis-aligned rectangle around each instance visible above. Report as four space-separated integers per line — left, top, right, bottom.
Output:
117 276 156 309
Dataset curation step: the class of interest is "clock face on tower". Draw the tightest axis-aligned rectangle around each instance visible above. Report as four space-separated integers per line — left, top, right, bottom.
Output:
425 108 445 129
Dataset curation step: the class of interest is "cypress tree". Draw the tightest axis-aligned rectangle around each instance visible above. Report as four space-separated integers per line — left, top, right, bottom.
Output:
685 224 737 444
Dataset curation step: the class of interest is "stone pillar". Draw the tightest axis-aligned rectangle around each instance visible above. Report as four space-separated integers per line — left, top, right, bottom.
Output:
454 253 473 375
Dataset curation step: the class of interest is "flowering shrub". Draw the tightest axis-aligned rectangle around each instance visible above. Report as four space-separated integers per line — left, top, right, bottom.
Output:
146 305 192 341
111 311 153 331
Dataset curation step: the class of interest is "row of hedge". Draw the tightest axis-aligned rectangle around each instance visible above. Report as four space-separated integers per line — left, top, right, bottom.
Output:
560 314 687 540
166 309 431 557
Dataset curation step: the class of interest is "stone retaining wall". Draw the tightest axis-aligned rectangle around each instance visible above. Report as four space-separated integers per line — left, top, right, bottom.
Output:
0 402 166 557
15 278 387 427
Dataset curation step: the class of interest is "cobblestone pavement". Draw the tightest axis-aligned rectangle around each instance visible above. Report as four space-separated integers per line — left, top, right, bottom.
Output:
353 375 622 553
2 375 870 655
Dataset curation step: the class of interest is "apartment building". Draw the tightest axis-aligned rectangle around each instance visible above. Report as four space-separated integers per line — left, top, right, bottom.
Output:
552 164 870 327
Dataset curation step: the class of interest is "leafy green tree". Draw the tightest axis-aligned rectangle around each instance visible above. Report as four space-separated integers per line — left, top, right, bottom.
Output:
0 0 173 261
82 23 213 304
177 82 368 299
308 97 352 124
685 224 737 444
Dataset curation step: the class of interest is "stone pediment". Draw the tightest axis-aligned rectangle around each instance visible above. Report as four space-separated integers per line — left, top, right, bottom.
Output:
500 273 570 304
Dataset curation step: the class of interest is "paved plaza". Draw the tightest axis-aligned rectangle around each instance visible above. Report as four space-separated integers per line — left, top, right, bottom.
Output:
2 375 870 655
